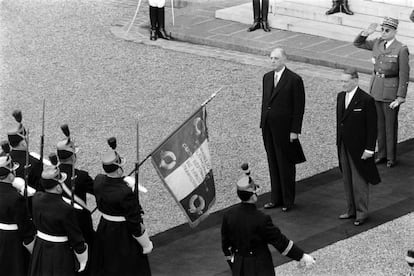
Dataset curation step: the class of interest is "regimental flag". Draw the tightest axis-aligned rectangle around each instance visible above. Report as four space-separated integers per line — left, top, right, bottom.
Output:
151 106 215 227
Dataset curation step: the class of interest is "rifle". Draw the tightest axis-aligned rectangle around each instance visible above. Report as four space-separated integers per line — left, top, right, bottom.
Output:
39 100 45 174
135 121 140 207
61 124 77 206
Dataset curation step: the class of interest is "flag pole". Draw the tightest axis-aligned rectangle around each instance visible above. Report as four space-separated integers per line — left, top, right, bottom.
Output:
126 0 143 34
127 86 224 176
171 0 175 26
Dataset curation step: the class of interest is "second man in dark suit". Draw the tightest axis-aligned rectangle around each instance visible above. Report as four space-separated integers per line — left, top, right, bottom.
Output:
261 48 306 211
336 68 381 226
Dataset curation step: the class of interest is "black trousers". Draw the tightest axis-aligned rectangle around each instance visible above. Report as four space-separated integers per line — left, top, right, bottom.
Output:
262 124 296 207
252 0 269 22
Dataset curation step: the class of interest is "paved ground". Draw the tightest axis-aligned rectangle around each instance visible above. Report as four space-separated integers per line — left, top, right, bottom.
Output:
110 0 414 80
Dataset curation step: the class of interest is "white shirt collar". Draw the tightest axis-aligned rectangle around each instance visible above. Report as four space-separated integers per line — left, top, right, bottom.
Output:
385 38 395 48
346 86 358 101
274 66 286 77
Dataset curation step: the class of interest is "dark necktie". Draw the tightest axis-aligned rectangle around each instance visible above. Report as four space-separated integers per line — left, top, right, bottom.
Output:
384 42 387 50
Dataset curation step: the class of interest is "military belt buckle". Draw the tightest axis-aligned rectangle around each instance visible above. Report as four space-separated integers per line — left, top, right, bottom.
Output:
375 72 385 78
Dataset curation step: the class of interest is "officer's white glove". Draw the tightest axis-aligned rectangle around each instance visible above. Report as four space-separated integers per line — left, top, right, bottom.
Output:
298 253 315 268
23 238 35 254
134 230 153 254
74 244 88 272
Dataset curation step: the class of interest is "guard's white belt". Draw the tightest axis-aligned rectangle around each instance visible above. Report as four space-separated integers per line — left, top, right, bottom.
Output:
0 222 18 230
101 212 126 222
37 231 68 242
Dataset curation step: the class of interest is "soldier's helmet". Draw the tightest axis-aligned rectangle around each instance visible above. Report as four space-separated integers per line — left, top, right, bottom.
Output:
57 124 78 161
101 137 126 173
7 110 26 147
57 140 78 160
236 163 260 201
381 17 399 30
41 166 67 190
7 124 26 148
0 155 19 178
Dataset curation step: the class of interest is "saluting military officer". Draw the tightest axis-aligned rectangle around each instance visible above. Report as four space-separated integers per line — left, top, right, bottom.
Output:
354 17 410 168
90 138 152 276
30 166 88 276
221 164 315 276
0 151 35 276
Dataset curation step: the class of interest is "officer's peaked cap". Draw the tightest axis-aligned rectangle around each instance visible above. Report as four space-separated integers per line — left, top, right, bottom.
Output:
381 17 399 30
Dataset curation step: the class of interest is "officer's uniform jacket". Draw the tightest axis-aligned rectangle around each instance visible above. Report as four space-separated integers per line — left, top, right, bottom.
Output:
221 202 304 276
354 34 410 102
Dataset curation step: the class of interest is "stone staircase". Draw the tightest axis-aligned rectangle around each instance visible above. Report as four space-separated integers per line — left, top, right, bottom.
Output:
216 0 414 50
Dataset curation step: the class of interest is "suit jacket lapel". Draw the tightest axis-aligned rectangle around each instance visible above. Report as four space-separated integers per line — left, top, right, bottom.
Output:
338 92 345 119
270 68 289 102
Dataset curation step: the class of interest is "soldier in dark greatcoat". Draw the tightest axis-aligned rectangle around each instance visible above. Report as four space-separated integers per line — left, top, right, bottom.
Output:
0 153 35 276
91 138 152 276
56 131 96 276
221 164 315 276
30 166 88 276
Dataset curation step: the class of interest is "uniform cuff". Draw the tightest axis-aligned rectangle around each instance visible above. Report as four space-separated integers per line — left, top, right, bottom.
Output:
283 241 304 261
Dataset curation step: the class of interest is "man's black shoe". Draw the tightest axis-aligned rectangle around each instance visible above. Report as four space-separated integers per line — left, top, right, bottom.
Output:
248 21 261 32
262 21 271 32
157 29 171 40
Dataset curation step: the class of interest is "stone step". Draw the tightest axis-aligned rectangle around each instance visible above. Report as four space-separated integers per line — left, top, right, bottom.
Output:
276 1 414 36
274 0 413 19
216 2 414 49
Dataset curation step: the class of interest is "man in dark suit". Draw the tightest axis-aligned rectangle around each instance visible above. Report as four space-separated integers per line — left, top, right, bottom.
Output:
261 48 306 211
336 68 381 226
221 164 315 276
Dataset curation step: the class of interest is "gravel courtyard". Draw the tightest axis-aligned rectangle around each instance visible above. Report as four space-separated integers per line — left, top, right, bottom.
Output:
1 0 413 239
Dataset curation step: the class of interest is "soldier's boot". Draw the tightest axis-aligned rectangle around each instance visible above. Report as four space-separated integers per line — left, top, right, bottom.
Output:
149 6 157 40
248 0 261 32
261 0 271 32
157 7 171 40
325 0 341 15
341 0 354 15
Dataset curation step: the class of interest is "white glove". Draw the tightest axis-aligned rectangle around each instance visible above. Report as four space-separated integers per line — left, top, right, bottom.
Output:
74 244 88 272
298 253 315 268
23 238 35 254
134 230 153 254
